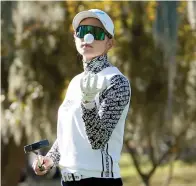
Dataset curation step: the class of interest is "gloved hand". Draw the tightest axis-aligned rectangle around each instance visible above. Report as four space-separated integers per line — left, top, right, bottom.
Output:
80 73 107 103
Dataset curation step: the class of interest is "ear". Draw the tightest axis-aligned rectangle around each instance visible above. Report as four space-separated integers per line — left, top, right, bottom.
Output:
107 38 114 50
73 33 77 42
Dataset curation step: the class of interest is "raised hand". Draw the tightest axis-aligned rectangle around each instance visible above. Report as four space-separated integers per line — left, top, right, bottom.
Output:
80 73 107 103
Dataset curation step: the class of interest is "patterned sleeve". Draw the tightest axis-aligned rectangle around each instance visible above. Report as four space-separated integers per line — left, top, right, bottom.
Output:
45 139 60 167
81 74 131 150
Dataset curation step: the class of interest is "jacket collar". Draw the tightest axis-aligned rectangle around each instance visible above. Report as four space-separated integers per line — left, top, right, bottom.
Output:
83 54 112 74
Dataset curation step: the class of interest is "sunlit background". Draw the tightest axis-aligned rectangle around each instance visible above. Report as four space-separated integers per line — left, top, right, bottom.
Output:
1 1 196 186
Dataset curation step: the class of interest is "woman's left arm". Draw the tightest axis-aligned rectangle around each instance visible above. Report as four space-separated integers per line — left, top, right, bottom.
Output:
81 74 131 150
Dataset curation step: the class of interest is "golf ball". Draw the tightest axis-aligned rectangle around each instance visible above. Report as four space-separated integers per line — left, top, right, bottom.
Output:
84 33 94 44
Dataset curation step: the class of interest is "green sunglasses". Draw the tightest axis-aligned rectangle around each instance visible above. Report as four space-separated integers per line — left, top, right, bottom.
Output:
76 25 112 40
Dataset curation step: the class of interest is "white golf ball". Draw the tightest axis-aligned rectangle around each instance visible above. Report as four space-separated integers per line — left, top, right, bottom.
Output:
84 33 94 44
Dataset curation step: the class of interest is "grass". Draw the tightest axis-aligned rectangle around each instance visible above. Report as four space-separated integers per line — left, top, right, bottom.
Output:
119 153 196 186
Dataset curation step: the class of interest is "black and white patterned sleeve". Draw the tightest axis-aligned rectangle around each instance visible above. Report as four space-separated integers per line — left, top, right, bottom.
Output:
81 74 131 150
45 139 60 167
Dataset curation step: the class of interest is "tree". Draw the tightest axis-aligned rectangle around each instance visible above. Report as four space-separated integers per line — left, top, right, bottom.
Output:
114 1 196 186
1 1 81 185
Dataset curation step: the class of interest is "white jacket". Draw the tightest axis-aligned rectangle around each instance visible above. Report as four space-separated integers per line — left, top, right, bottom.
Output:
46 54 131 178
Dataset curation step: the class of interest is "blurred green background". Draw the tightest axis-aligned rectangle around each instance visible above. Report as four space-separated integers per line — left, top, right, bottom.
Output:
1 1 196 186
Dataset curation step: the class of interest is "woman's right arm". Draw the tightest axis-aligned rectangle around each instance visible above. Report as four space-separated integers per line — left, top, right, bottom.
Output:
32 139 60 175
45 139 61 167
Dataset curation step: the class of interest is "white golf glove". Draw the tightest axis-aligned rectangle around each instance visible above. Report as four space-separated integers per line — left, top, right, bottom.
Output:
80 73 107 103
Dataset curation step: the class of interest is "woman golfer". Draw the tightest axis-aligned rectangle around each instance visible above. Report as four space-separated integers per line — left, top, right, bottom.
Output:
32 9 131 186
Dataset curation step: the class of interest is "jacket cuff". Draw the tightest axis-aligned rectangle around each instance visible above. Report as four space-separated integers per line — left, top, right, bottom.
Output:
82 101 96 109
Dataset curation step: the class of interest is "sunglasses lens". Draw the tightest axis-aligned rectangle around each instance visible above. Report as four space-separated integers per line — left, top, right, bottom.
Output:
76 25 106 40
94 27 105 40
76 26 87 38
